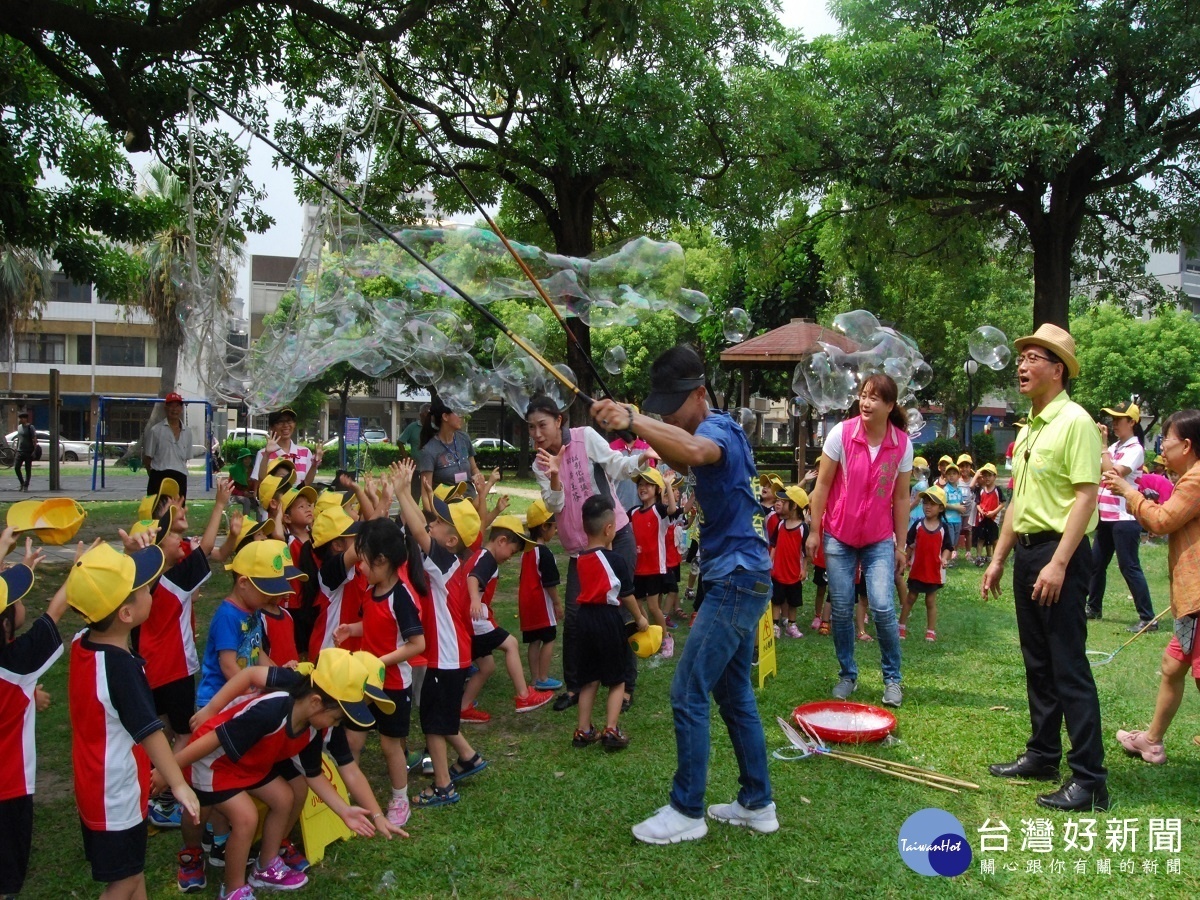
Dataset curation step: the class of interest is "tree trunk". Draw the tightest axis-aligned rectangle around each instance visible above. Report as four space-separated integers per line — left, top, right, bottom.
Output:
158 326 182 398
552 180 598 426
1027 178 1089 331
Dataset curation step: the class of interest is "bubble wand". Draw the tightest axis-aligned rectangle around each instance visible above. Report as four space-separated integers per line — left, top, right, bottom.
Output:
187 85 591 406
360 55 618 402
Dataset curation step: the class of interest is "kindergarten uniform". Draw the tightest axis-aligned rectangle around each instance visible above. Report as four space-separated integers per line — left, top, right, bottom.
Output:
906 519 954 594
69 632 164 883
309 550 367 660
361 574 424 739
262 607 300 667
575 547 634 688
518 544 561 643
973 485 1006 547
468 549 509 658
418 542 477 736
629 501 671 597
0 610 63 896
770 521 807 609
137 541 211 734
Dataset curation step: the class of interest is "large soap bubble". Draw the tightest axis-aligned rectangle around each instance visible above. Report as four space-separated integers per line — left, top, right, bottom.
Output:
603 345 627 375
723 308 752 343
968 326 1011 371
832 309 881 344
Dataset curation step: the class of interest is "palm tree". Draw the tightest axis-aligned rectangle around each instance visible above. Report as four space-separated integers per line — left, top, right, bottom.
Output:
0 245 51 392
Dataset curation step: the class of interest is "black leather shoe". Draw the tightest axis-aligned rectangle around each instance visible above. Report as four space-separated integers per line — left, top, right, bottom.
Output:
988 753 1060 781
1036 779 1109 812
552 691 578 712
1085 608 1101 620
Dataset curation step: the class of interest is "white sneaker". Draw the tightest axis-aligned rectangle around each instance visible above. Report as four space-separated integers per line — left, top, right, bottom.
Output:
707 799 779 834
631 805 708 845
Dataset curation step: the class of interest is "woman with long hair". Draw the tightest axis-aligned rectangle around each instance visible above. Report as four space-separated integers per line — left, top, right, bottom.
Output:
806 374 913 708
418 399 480 510
1086 402 1157 630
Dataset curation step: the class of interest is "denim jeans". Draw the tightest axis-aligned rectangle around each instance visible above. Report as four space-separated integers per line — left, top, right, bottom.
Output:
823 534 902 684
668 567 772 819
1086 520 1155 621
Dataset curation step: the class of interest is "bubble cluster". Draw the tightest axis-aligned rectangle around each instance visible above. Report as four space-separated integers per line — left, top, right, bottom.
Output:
968 326 1011 371
790 312 939 436
190 222 712 414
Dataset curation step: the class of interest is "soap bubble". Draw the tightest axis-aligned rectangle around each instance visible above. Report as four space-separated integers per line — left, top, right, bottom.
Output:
906 408 926 437
603 345 627 375
910 360 934 391
789 397 809 418
832 309 881 344
723 308 752 343
968 326 1010 370
738 407 757 434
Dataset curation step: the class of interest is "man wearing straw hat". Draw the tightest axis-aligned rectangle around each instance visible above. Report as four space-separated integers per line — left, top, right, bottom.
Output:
981 324 1107 811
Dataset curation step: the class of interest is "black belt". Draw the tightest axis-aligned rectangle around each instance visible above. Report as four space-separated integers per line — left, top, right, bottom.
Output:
1017 531 1061 548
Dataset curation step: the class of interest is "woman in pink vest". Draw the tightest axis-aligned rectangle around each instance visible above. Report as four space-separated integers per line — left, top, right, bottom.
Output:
806 374 913 708
526 395 645 711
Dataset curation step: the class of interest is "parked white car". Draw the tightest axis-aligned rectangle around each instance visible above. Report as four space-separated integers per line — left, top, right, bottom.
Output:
4 431 93 462
473 437 517 451
225 428 272 443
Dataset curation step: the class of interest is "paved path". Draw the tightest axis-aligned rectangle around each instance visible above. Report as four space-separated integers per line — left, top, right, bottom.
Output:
0 462 218 503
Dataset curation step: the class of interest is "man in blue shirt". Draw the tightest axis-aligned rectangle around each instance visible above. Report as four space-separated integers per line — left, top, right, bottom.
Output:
590 345 776 845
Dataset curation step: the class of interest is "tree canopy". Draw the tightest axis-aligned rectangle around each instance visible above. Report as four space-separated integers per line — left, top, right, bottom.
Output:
785 0 1200 329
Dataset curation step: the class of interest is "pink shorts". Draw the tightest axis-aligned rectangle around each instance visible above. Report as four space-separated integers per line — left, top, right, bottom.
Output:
1165 615 1200 678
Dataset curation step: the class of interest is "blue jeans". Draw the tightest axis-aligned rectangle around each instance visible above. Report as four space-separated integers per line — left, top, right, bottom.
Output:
668 567 772 819
823 535 902 684
1086 520 1154 621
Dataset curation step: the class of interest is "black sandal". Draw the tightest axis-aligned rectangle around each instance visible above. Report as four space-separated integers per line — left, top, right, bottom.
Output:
413 783 459 807
448 753 489 783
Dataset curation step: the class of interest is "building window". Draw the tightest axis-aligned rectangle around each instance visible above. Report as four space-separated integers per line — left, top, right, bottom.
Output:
96 335 146 367
77 335 92 365
16 333 66 363
51 274 92 304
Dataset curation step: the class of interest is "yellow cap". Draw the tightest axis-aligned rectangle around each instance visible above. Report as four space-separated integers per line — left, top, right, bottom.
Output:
8 498 87 545
1102 402 1141 422
978 463 998 475
349 650 397 714
232 517 270 555
0 564 35 617
525 499 554 530
258 473 288 507
918 485 947 507
489 514 534 547
311 648 375 728
912 456 929 470
634 467 666 492
265 456 298 483
67 544 166 623
1154 454 1167 466
5 500 43 532
137 477 180 520
432 496 481 548
129 507 176 545
759 473 785 490
956 454 973 466
312 506 361 548
938 455 954 466
629 624 663 658
782 485 809 508
433 482 469 502
281 485 318 514
225 539 306 595
315 490 353 513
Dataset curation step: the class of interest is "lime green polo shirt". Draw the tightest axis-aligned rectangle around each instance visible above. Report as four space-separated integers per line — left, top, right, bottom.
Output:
1010 390 1101 535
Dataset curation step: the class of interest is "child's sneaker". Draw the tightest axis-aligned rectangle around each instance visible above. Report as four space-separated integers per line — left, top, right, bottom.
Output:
664 615 678 630
899 624 907 640
601 726 631 751
278 839 310 873
459 705 491 723
534 677 563 691
810 616 822 631
661 633 675 659
572 726 601 748
784 622 803 639
515 688 554 713
386 794 411 828
420 755 434 776
925 630 937 642
177 848 207 893
208 833 228 868
1116 729 1167 764
773 622 781 639
249 856 308 891
220 886 256 900
150 796 182 828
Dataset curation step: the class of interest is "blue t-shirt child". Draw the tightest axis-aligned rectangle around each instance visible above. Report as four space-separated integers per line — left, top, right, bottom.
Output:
943 482 964 525
909 476 929 525
196 599 265 707
692 412 771 579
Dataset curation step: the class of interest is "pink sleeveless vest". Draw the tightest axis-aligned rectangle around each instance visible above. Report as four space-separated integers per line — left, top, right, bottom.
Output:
556 427 631 556
824 417 909 548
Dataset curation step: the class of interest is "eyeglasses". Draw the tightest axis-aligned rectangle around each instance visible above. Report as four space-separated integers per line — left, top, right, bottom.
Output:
1016 352 1057 366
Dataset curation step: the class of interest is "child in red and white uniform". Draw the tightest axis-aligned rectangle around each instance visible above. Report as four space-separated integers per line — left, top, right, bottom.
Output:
0 535 59 899
309 504 367 660
177 649 382 899
572 495 648 751
901 486 954 642
459 517 554 722
66 543 199 900
333 518 427 828
770 485 809 639
972 463 1007 565
628 468 678 657
393 459 487 808
519 500 563 691
661 472 688 629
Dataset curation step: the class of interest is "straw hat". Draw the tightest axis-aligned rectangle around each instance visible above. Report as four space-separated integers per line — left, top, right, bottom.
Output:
1014 323 1080 378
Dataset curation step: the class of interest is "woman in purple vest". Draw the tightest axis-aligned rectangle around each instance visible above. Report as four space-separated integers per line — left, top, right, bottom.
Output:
526 396 645 710
807 374 913 708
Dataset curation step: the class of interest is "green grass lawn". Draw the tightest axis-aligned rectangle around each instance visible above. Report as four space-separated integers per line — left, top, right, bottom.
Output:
7 516 1200 898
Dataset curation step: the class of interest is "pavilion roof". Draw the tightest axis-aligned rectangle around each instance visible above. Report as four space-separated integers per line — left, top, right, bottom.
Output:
720 318 858 367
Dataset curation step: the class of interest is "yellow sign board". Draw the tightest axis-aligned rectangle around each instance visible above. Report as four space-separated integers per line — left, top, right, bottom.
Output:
755 609 777 689
299 752 355 865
